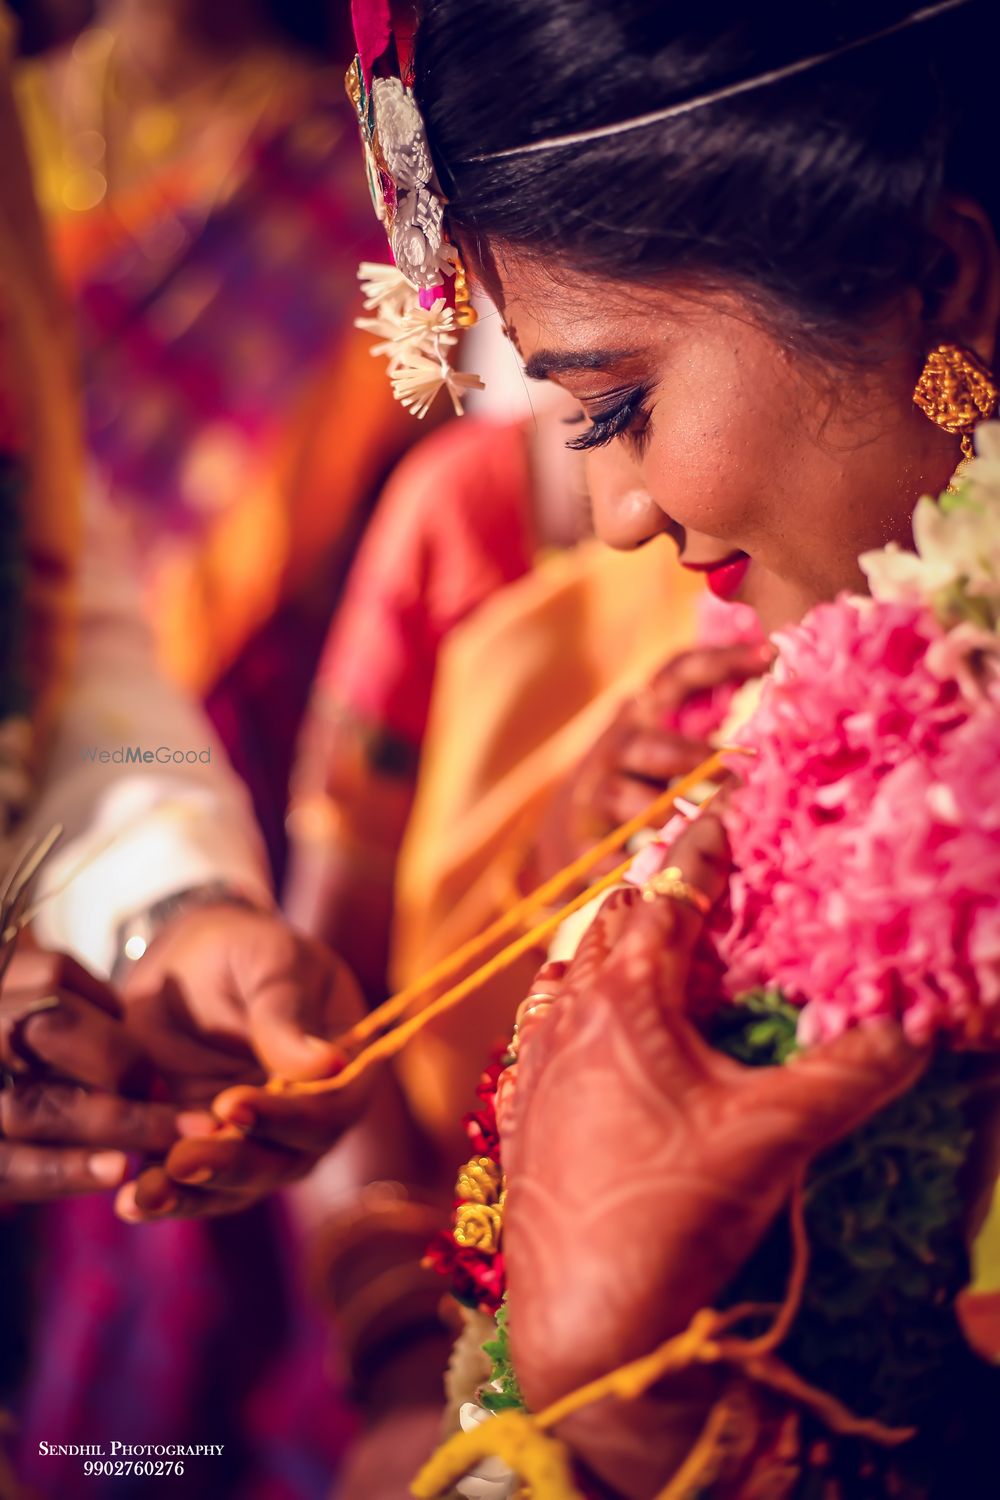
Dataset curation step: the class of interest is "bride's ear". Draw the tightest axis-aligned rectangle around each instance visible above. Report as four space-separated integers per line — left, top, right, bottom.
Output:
922 195 1000 370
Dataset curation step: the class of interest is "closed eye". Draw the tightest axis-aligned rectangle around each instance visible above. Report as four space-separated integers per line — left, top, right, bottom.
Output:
563 385 652 453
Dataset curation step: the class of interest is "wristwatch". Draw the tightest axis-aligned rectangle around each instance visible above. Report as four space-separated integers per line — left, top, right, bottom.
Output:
110 881 262 984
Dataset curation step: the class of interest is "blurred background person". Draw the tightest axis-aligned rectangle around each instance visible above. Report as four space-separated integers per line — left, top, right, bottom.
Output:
283 395 590 1003
16 0 414 879
0 7 400 1495
283 401 773 1494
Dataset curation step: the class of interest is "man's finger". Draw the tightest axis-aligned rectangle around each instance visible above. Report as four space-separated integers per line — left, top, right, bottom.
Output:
161 1133 308 1196
1 1081 180 1153
0 1141 128 1202
208 1081 360 1154
2 949 121 1019
15 992 149 1093
118 1145 306 1221
236 927 357 1079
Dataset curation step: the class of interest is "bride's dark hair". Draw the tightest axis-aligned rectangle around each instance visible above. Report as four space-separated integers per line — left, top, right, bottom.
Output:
414 0 995 344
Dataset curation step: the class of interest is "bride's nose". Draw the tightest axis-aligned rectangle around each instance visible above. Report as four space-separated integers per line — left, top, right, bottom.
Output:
585 444 670 550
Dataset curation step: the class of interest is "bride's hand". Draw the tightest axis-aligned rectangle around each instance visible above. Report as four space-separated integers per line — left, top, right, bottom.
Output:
529 642 770 887
501 809 927 1495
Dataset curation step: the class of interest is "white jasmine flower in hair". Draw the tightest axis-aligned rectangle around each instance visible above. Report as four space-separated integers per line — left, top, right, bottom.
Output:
355 302 414 361
357 261 415 315
371 76 433 189
393 297 458 352
391 351 484 419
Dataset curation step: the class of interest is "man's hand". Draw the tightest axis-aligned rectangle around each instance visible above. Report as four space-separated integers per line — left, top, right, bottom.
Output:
116 904 369 1221
0 944 192 1200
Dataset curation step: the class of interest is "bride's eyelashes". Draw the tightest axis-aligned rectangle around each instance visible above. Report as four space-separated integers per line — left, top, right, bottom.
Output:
563 384 653 453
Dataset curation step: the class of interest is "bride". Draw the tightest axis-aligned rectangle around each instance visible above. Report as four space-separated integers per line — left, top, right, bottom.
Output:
348 0 1000 1494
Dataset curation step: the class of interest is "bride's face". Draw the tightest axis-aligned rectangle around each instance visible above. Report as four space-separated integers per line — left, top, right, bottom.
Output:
496 258 960 631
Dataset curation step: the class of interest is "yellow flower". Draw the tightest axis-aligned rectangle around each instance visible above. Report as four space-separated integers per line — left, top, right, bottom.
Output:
454 1202 503 1254
456 1156 503 1205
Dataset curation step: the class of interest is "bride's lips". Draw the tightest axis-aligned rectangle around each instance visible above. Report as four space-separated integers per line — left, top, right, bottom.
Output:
681 550 750 601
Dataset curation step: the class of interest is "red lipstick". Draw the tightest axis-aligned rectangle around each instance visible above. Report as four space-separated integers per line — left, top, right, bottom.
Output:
681 551 750 601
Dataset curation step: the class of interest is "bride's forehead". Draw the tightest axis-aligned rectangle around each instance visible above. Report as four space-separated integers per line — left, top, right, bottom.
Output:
497 278 658 365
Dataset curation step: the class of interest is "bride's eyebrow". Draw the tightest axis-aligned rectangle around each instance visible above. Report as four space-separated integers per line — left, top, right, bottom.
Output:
523 347 638 380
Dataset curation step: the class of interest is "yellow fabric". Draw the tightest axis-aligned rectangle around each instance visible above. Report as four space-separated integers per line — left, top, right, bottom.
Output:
390 536 704 1151
0 8 80 737
268 756 728 1099
972 1183 1000 1295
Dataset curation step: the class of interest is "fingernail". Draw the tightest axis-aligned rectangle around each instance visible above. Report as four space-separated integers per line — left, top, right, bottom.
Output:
176 1111 217 1139
219 1101 256 1129
305 1033 334 1051
174 1165 213 1186
754 642 778 663
149 1194 178 1216
90 1151 128 1186
115 1183 142 1223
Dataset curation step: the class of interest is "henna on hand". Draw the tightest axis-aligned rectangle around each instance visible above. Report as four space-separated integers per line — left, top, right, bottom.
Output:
500 811 926 1497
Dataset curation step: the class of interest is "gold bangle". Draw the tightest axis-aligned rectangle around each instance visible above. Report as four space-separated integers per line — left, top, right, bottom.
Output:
640 866 712 916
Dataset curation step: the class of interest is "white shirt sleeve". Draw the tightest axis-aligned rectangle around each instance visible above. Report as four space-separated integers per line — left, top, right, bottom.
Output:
23 476 273 977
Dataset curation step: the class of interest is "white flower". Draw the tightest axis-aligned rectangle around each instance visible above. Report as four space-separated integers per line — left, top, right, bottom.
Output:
861 421 1000 630
357 261 415 316
390 352 484 419
393 297 458 351
355 306 411 360
963 420 1000 510
371 76 433 189
713 674 766 743
444 1309 496 1421
454 1402 518 1500
860 502 961 605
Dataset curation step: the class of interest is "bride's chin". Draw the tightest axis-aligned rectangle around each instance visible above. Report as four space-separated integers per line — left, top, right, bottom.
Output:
742 568 823 633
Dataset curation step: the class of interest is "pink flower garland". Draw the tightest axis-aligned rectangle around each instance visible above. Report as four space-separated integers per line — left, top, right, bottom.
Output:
714 595 1000 1046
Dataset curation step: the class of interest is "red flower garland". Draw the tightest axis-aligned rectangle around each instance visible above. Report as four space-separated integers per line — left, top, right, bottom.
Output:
424 1054 508 1315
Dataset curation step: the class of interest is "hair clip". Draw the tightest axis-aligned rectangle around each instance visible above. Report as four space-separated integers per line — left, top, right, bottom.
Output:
346 53 482 418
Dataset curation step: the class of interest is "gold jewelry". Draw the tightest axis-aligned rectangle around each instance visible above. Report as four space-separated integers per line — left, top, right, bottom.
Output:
913 343 999 460
640 865 712 916
452 256 478 328
520 990 560 1009
514 993 556 1030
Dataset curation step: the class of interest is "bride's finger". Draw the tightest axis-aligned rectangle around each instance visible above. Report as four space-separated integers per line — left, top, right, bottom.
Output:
558 885 638 989
766 1018 928 1156
662 795 732 907
606 805 732 998
514 960 566 1033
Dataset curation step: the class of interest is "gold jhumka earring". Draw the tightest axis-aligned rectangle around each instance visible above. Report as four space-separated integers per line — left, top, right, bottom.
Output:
913 343 999 470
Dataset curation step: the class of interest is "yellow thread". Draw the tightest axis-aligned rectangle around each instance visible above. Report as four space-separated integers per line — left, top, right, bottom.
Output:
268 750 731 1098
412 1179 914 1499
410 1411 578 1500
653 1386 748 1500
